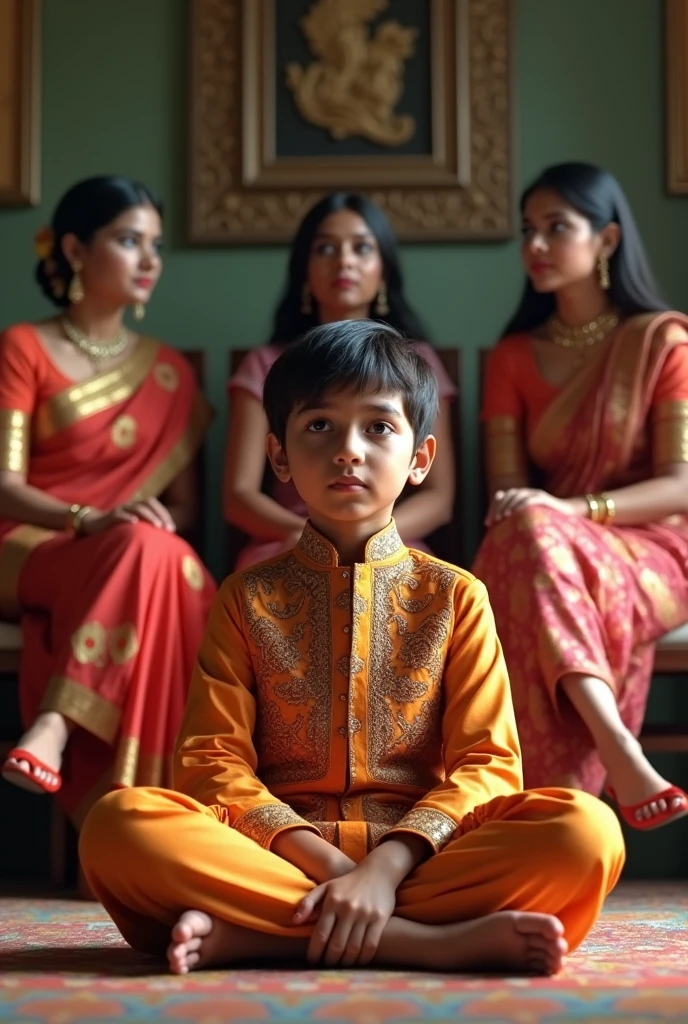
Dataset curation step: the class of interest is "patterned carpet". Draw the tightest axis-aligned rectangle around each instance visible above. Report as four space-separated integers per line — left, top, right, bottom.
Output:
1 883 687 1022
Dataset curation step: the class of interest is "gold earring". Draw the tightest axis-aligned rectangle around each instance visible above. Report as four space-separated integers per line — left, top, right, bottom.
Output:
374 283 389 317
133 302 145 322
68 262 84 304
301 283 313 315
598 255 611 290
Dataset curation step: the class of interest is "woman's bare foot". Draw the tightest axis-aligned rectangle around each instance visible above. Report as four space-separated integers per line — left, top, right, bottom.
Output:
2 712 69 792
432 912 568 976
602 728 683 820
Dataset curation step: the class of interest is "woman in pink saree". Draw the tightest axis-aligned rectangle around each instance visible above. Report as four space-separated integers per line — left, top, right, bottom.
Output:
473 162 688 831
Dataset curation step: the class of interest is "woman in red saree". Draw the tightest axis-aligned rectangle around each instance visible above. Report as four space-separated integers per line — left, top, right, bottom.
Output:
473 162 688 831
0 176 215 829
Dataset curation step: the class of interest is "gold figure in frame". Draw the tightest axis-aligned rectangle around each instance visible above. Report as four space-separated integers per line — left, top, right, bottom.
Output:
286 0 417 147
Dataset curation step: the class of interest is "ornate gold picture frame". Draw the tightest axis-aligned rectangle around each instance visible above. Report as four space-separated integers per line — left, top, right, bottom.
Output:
667 0 688 193
188 0 514 242
0 0 41 206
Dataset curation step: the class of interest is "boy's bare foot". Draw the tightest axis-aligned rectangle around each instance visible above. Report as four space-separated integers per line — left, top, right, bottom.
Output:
432 911 568 975
167 911 242 974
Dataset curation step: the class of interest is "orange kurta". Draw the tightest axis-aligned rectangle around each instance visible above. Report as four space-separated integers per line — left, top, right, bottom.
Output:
81 521 624 957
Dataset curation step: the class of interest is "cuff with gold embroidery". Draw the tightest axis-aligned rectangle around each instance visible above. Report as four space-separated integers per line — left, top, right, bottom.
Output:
381 807 457 853
233 802 322 850
652 400 688 467
0 409 29 474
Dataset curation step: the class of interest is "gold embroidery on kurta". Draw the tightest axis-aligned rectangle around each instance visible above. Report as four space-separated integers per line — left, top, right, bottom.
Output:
298 523 336 565
71 622 108 666
393 807 457 850
243 558 332 785
367 822 391 849
367 555 454 787
111 414 137 449
109 623 139 664
0 409 28 474
182 554 205 591
154 362 180 392
366 521 404 561
361 794 411 824
234 802 314 848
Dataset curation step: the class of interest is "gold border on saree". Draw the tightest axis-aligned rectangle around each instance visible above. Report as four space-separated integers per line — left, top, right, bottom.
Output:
130 391 214 501
34 338 160 440
41 674 121 744
0 409 29 474
653 399 688 464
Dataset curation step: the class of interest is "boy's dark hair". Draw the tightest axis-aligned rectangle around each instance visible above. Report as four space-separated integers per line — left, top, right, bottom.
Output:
263 320 439 448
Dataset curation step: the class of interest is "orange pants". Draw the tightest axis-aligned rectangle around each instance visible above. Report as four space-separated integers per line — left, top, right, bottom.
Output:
80 786 624 958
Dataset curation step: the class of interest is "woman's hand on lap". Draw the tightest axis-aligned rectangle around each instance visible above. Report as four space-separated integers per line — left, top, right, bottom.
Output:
81 497 176 536
486 488 578 527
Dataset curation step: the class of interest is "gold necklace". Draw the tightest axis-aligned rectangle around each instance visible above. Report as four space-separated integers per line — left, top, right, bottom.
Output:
60 317 129 365
545 308 620 353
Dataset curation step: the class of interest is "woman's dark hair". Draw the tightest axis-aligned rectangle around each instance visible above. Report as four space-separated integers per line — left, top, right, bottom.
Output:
35 176 163 307
268 193 428 343
502 162 668 338
264 320 438 448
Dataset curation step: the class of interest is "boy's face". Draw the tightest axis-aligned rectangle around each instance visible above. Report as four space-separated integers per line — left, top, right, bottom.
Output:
267 386 435 539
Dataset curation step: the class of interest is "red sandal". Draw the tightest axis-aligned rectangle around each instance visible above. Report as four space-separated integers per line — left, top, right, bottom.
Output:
607 785 688 831
1 748 62 795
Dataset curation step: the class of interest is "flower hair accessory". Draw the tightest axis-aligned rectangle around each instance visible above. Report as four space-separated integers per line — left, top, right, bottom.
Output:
34 227 55 261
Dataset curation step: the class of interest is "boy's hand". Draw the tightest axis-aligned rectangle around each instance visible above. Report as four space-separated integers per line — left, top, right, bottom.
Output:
292 861 396 967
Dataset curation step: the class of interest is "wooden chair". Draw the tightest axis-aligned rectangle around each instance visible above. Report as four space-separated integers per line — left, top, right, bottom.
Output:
0 348 207 889
477 347 688 754
225 348 464 572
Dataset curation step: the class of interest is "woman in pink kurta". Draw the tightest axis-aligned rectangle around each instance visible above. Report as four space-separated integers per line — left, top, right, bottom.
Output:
224 194 457 570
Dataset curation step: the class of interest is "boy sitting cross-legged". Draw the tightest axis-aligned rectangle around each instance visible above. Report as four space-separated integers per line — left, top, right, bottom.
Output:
79 320 624 975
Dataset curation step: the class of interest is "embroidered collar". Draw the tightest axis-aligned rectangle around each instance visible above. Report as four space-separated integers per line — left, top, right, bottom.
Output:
296 520 406 567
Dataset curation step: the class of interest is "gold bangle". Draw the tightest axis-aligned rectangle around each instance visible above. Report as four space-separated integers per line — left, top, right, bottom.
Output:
600 493 616 524
65 503 81 534
66 503 93 536
584 493 603 523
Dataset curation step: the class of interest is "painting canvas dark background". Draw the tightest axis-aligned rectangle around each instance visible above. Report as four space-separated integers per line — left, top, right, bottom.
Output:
273 0 433 158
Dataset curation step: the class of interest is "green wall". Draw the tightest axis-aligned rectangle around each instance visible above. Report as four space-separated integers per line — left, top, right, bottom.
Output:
1 0 687 877
1 0 686 572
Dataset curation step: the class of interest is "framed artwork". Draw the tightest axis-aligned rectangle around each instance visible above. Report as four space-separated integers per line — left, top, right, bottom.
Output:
188 0 514 243
0 0 41 206
667 0 688 193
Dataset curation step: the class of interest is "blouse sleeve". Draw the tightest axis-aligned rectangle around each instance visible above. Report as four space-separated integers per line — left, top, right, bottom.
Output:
481 339 528 486
0 325 39 474
413 342 457 401
651 338 688 467
481 340 526 420
227 346 278 403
